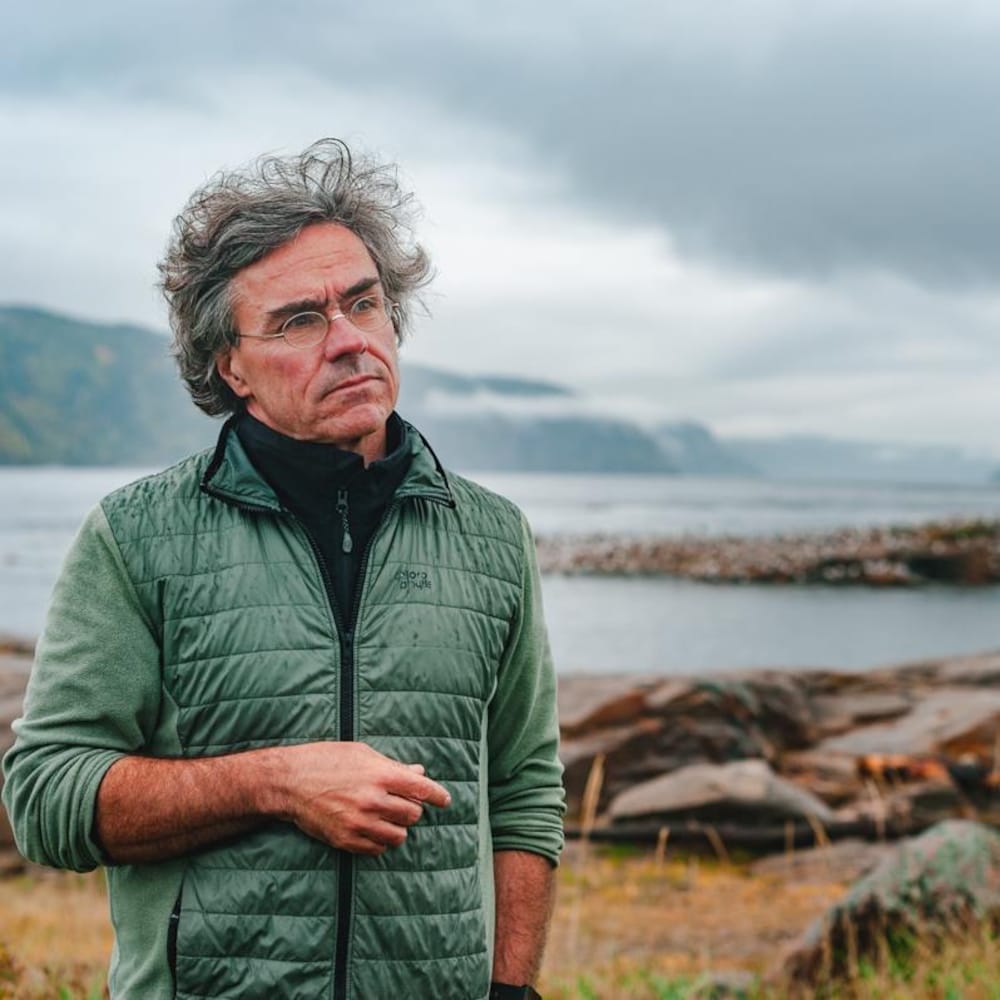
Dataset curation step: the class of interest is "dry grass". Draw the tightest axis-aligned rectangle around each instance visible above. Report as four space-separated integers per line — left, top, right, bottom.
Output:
542 843 846 998
0 868 110 999
0 852 998 999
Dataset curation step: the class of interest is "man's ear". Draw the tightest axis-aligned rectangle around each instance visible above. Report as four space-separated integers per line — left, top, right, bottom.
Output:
216 350 252 400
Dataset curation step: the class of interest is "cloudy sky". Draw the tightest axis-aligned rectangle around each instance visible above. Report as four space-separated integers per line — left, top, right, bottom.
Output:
4 1 1000 456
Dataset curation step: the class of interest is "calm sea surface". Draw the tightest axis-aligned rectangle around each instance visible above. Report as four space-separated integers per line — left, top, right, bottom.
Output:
2 467 999 674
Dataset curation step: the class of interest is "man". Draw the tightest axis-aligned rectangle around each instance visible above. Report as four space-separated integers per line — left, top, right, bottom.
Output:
3 139 564 999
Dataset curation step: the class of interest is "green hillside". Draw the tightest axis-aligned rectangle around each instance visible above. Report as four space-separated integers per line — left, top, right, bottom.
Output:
0 306 218 464
0 305 678 472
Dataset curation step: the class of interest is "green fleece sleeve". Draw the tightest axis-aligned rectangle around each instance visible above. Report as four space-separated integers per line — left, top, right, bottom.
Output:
486 514 565 865
1 504 162 872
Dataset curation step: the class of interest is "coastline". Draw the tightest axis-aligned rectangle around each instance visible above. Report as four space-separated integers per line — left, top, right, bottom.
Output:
3 635 998 864
2 637 999 995
537 516 1000 585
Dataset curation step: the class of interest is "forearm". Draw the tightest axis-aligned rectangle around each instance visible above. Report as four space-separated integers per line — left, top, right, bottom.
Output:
95 740 451 865
95 749 284 864
492 849 556 985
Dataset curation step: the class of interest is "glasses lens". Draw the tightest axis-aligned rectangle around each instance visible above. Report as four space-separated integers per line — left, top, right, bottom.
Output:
347 292 391 334
281 312 328 348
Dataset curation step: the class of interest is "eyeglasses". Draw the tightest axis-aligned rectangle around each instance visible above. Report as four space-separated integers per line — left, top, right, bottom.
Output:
239 291 398 350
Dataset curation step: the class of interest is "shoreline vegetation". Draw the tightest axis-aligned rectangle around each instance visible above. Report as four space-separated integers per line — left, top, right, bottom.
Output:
3 637 1000 995
537 517 1000 586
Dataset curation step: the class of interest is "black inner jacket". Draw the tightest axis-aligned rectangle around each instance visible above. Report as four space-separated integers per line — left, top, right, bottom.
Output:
236 410 412 629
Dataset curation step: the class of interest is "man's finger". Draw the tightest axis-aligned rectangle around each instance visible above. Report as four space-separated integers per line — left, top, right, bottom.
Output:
380 794 424 828
390 769 451 808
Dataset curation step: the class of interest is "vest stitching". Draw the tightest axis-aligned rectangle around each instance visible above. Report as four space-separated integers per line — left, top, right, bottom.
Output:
352 949 489 963
359 600 511 624
174 691 336 710
356 689 486 702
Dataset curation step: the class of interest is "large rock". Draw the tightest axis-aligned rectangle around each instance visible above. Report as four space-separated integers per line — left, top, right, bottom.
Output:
609 758 837 827
833 778 968 836
648 671 819 752
777 820 1000 989
560 717 667 816
779 749 864 807
816 687 1000 761
931 652 1000 686
810 691 913 738
560 670 820 818
557 675 659 738
561 705 778 819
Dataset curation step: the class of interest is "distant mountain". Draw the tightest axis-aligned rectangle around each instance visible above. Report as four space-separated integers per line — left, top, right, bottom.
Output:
726 434 997 485
397 364 675 473
0 306 673 473
653 421 758 476
0 305 217 464
399 364 573 401
4 305 994 482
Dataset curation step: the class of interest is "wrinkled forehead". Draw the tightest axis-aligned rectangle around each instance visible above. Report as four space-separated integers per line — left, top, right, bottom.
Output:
230 223 381 326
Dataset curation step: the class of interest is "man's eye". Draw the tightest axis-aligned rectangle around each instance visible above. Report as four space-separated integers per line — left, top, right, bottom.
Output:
284 312 325 330
351 295 379 314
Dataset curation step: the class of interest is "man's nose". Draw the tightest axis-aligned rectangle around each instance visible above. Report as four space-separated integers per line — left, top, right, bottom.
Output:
322 312 368 357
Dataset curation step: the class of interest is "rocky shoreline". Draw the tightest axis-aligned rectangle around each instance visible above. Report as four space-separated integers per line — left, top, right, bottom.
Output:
558 650 1000 848
3 636 998 865
537 517 1000 585
3 637 999 994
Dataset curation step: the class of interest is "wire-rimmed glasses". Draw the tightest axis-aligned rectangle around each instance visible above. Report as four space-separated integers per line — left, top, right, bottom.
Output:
239 291 398 349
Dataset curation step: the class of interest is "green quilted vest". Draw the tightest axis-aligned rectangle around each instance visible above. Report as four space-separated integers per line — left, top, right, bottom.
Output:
101 422 524 999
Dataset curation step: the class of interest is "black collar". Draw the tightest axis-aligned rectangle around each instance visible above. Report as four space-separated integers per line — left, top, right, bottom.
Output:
235 411 411 517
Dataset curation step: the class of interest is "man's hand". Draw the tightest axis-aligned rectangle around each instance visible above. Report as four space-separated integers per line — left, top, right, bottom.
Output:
264 741 451 855
95 741 450 865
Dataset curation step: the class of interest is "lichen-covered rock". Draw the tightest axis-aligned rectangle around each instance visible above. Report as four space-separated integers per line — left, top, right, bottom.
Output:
777 820 1000 990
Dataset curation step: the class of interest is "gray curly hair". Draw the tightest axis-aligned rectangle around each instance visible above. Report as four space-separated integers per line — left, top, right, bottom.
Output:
159 138 432 416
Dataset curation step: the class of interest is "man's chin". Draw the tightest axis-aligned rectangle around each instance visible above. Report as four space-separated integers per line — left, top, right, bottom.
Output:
311 407 390 455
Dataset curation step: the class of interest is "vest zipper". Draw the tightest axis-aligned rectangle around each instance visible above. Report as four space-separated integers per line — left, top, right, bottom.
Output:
202 484 356 996
331 494 407 1000
203 478 452 1000
336 489 353 554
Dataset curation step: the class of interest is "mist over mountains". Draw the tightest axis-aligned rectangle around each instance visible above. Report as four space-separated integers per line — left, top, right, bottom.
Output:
0 305 995 485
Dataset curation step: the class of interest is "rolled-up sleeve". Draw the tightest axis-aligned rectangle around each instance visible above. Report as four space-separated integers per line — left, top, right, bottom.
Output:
2 504 161 871
486 514 565 865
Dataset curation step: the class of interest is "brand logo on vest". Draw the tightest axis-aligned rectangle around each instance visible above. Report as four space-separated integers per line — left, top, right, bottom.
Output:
397 568 432 591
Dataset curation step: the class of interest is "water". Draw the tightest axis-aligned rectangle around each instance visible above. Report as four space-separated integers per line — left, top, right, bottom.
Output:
468 471 1000 537
543 575 1000 674
1 467 998 673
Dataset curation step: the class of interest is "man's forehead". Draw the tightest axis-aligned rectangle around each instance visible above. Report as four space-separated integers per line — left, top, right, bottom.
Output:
231 223 379 310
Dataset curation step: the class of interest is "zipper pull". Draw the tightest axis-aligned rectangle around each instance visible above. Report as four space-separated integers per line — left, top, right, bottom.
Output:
336 489 353 554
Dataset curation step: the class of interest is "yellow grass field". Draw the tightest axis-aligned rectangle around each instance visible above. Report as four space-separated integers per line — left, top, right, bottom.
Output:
0 845 997 999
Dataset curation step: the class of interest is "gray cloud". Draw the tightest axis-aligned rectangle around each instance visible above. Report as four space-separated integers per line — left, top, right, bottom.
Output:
4 2 1000 457
8 2 1000 284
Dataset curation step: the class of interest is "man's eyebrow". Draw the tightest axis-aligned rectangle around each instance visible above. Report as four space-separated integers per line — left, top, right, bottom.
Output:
342 276 381 299
263 297 328 323
262 277 382 324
